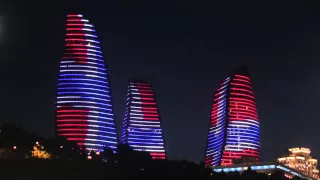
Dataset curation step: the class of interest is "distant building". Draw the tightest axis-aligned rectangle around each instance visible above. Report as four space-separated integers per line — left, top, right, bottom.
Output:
211 162 315 180
121 80 166 159
204 66 260 167
55 14 118 151
277 147 319 179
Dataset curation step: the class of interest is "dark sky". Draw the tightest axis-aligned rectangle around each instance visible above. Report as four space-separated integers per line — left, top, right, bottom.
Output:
1 0 320 162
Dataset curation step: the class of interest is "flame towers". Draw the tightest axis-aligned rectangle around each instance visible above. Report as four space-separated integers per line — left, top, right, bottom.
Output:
204 66 260 167
121 80 166 159
55 14 118 151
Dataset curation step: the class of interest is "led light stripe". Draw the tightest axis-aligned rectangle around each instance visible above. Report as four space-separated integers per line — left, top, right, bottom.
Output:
58 82 107 88
67 14 83 17
60 69 106 75
65 38 100 44
57 120 114 125
65 52 103 57
66 47 101 53
57 114 113 120
58 95 111 102
59 133 116 139
67 19 89 22
58 87 109 93
66 23 93 27
65 65 106 71
59 73 107 80
67 28 95 32
65 43 100 49
58 78 107 84
57 128 117 134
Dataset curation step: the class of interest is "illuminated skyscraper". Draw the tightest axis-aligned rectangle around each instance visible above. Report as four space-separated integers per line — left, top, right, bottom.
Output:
55 14 118 151
121 80 166 159
204 66 260 167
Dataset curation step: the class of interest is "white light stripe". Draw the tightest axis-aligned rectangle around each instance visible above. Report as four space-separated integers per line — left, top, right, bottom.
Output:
130 113 158 117
65 65 106 71
129 120 160 124
58 87 109 93
128 137 163 141
129 134 162 138
135 149 165 152
130 109 157 113
130 123 160 127
58 119 114 125
58 82 107 88
57 100 111 106
58 78 107 84
129 145 164 149
58 91 110 98
73 105 112 111
128 141 163 145
60 69 106 75
59 128 116 134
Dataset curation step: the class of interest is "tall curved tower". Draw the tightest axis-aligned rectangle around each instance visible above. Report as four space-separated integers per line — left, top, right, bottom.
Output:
204 66 260 167
55 14 118 151
121 80 166 159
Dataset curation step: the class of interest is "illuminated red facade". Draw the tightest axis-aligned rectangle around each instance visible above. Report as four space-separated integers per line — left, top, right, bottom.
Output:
205 66 260 166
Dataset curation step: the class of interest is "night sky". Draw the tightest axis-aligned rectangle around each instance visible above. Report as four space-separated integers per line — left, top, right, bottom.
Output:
1 0 320 162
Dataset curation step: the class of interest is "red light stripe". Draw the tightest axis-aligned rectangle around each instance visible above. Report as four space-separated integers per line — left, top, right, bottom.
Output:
67 24 85 26
234 74 251 80
57 129 89 131
59 133 87 136
57 120 89 123
150 153 165 156
66 33 85 36
142 117 159 120
57 124 88 127
141 102 156 105
223 152 259 157
230 92 255 99
66 48 91 51
67 19 82 22
229 111 258 117
57 110 89 113
65 39 91 42
139 97 155 101
67 14 80 17
232 78 251 84
229 97 256 104
135 89 152 92
141 107 157 110
66 28 84 31
67 138 86 141
57 115 89 117
230 88 254 95
231 83 252 89
65 44 88 47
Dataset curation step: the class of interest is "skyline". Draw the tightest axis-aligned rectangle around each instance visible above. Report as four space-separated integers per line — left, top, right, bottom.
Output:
1 0 320 162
